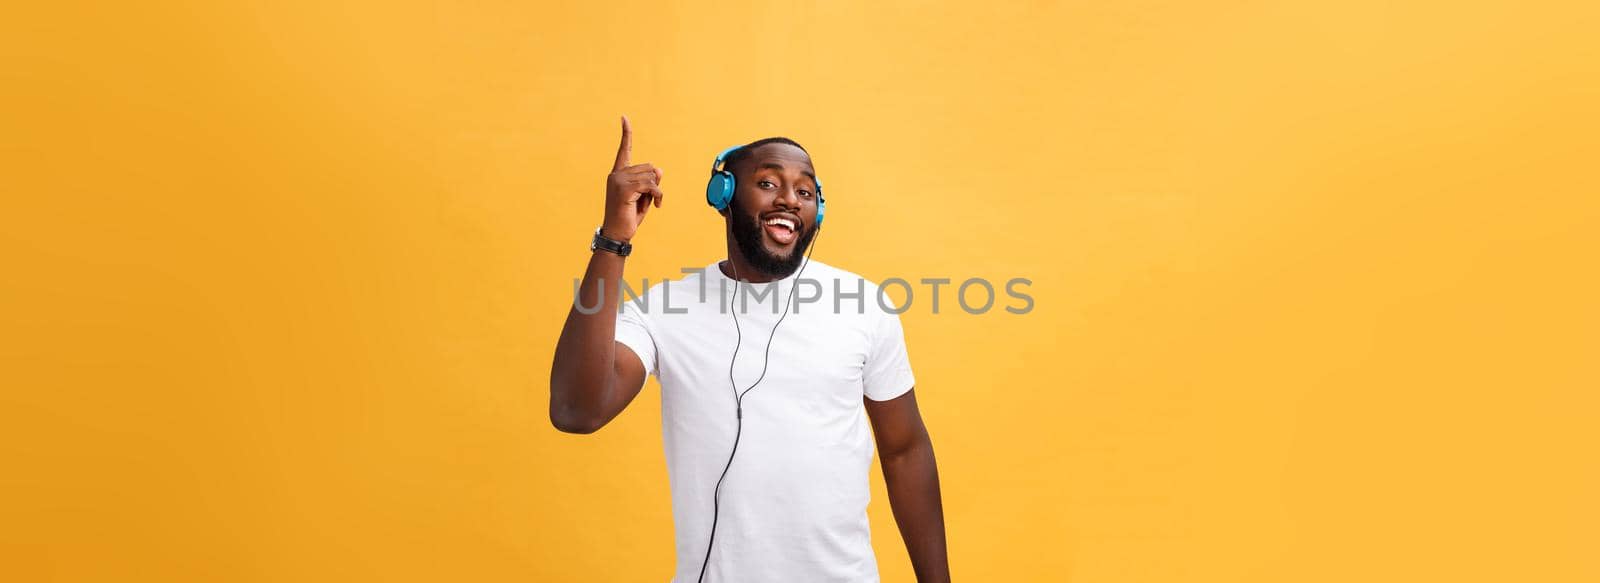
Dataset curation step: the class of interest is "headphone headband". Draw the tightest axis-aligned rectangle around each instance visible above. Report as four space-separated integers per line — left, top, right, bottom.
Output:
711 145 740 173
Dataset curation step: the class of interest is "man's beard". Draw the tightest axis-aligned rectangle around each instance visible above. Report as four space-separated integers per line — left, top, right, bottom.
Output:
729 196 817 279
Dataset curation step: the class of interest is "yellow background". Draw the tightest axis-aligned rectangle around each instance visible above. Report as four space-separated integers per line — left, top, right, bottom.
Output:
3 1 1597 581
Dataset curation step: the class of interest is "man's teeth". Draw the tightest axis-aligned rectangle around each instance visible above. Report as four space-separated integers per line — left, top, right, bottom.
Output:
765 217 796 231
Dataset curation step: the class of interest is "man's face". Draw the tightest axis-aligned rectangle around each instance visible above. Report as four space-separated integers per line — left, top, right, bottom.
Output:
727 143 821 278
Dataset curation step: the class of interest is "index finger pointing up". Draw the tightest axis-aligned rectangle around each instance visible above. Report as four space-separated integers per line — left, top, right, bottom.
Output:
613 115 632 172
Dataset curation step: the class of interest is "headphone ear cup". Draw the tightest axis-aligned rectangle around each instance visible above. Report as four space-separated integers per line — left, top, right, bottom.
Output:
705 171 734 211
813 176 825 229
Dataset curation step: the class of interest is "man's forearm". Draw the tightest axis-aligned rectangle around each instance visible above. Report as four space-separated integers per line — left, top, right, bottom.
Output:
549 250 626 431
881 438 951 582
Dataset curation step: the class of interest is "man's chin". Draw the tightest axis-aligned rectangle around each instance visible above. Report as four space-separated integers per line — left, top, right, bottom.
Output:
761 243 796 260
760 252 798 268
750 249 804 277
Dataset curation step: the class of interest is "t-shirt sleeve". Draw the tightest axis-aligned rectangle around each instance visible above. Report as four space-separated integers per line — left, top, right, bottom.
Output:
863 309 916 401
614 296 658 378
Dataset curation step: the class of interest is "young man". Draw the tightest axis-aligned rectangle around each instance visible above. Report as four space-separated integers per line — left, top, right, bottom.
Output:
549 117 950 582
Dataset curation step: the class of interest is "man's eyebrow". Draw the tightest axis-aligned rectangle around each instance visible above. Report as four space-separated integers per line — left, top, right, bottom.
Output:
757 162 818 185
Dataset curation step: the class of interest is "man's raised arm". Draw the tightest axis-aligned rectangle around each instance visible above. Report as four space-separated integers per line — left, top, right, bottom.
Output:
548 116 665 434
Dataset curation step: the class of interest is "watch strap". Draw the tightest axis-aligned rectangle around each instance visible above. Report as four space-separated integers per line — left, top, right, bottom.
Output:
591 227 632 257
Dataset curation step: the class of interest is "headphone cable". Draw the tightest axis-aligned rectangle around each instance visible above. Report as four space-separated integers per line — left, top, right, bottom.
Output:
697 230 820 583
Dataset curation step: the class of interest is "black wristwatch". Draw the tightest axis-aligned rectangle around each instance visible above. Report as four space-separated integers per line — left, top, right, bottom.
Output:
590 227 632 257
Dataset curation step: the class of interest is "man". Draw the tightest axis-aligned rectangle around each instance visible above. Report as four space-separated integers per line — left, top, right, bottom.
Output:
549 117 950 582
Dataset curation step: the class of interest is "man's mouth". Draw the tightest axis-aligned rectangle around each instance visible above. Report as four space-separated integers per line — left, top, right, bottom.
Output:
763 216 798 246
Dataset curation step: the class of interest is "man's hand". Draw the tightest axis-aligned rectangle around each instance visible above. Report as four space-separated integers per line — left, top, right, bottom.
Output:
601 116 664 243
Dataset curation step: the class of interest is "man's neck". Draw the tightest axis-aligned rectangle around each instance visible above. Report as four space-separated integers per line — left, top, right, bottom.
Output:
718 257 785 284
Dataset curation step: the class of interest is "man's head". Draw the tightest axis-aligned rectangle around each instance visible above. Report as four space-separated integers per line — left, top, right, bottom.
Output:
721 138 821 279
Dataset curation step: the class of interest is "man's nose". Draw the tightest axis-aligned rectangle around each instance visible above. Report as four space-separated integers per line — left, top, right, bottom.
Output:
774 186 801 209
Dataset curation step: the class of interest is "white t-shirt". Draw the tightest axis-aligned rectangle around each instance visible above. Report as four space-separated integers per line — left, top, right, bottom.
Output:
614 259 917 582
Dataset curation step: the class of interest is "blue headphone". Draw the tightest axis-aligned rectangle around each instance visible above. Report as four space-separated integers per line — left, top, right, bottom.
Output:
705 145 825 228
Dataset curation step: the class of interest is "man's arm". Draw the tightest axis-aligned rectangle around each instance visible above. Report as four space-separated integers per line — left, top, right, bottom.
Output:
548 116 663 434
865 389 951 582
548 252 649 433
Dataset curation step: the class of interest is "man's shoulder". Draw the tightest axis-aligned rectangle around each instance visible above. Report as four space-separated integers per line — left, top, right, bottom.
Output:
797 260 906 324
798 259 875 289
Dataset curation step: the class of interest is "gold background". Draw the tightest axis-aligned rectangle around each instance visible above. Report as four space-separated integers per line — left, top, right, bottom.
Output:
2 1 1596 581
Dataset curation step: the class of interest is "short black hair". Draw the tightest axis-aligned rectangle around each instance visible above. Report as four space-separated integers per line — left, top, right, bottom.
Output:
723 137 809 176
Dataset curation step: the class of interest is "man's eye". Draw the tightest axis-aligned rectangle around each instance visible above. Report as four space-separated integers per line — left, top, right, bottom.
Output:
758 180 775 188
798 190 813 199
